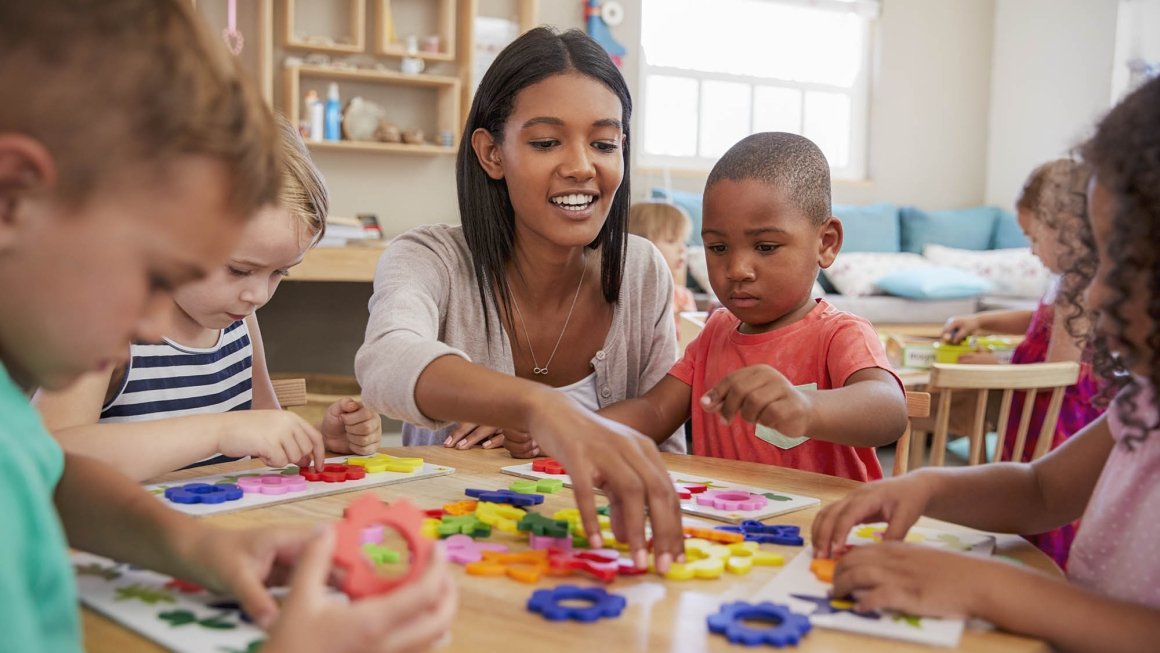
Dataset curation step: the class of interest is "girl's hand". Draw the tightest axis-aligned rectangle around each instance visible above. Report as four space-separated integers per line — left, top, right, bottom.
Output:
941 315 981 343
443 423 506 450
218 410 327 472
321 398 383 456
264 529 458 653
525 397 682 574
700 365 813 437
500 429 539 458
810 473 936 559
832 542 994 618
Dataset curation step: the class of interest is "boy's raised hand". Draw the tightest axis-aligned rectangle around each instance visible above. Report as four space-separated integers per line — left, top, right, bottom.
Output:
700 365 813 437
320 398 383 455
218 410 328 472
810 473 936 559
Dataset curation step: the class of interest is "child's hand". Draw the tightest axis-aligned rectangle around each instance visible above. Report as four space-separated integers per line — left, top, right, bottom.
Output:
264 529 458 653
443 422 506 450
700 365 813 437
941 315 980 343
810 473 936 558
320 398 383 456
218 410 327 472
500 429 539 458
832 542 995 618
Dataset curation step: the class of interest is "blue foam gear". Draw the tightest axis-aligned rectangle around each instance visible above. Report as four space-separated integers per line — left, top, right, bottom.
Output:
464 488 544 506
716 521 804 546
163 483 243 505
707 601 812 647
527 585 627 622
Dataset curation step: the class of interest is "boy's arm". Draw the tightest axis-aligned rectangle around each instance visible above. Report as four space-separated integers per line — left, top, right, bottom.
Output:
805 368 908 447
598 375 693 445
246 313 280 410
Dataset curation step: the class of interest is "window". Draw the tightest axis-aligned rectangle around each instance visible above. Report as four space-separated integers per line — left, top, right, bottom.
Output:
638 0 878 180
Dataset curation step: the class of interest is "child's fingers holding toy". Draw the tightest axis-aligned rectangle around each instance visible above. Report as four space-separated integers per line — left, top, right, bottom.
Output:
810 475 931 559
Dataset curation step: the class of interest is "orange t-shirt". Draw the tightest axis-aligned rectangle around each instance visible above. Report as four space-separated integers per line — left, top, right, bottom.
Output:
669 299 901 482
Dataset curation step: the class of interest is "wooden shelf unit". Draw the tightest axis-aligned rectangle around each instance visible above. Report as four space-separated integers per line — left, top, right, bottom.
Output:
283 64 461 153
283 0 366 54
288 244 385 282
375 0 457 61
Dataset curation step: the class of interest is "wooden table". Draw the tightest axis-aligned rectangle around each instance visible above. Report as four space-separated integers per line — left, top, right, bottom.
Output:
84 448 1056 653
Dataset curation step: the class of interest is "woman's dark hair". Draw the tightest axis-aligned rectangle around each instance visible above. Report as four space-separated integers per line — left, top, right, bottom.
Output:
455 27 632 336
1080 75 1160 449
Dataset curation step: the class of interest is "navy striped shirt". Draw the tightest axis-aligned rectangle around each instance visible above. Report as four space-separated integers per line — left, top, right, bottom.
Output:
101 320 253 467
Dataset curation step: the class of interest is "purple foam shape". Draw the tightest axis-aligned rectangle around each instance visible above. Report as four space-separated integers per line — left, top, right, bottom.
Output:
529 535 573 552
443 534 509 565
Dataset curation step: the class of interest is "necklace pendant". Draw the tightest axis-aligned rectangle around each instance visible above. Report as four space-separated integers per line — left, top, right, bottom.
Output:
533 367 548 375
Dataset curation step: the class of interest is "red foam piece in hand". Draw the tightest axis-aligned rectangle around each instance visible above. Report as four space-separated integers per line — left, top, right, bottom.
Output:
333 494 432 598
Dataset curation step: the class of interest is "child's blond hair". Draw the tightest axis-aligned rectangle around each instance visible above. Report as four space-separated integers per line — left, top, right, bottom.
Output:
0 0 280 217
628 201 692 244
276 117 328 245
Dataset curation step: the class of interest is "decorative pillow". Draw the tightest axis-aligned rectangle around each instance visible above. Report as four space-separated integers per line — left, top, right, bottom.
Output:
823 252 928 297
923 244 1050 298
832 203 901 252
651 187 704 246
991 209 1029 248
899 206 999 253
876 266 992 300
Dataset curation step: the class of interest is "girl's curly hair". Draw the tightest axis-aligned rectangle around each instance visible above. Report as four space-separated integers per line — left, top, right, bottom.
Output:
1080 75 1160 450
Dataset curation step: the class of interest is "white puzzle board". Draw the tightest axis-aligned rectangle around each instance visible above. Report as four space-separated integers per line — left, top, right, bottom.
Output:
145 456 454 516
73 551 271 653
756 523 995 648
501 462 819 523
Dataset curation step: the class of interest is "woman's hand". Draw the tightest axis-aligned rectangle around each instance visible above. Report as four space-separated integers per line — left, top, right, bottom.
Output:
443 423 506 450
524 395 683 573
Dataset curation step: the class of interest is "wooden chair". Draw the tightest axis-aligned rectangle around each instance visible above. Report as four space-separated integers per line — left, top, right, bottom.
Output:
271 377 308 408
893 391 931 477
896 362 1080 473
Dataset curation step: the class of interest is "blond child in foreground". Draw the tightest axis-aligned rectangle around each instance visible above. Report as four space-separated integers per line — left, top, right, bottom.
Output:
603 132 907 482
811 76 1160 653
0 3 452 651
35 119 382 482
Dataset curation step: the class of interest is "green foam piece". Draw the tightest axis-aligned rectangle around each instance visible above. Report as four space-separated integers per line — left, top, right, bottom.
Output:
517 512 570 538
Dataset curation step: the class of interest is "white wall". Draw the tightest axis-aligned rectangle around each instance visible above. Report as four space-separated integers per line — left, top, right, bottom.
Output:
632 0 997 210
983 0 1119 208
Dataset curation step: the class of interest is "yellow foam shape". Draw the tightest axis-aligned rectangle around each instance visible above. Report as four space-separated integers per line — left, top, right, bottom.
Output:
421 517 441 540
726 556 753 575
346 454 424 473
751 551 785 566
550 508 609 536
476 501 525 533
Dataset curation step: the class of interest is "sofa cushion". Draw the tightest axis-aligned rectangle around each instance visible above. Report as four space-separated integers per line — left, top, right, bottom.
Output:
650 188 704 246
899 206 998 253
833 203 901 252
992 209 1030 248
923 244 1050 299
824 252 928 297
876 266 992 300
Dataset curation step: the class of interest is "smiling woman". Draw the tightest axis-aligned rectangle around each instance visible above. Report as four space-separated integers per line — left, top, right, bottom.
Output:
354 27 687 572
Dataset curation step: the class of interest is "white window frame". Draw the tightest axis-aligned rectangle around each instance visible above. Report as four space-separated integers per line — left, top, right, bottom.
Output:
636 0 877 181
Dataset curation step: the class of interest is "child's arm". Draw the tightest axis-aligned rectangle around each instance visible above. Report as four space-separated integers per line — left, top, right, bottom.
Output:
941 309 1034 343
36 370 326 482
55 453 456 649
832 543 1160 653
598 375 694 444
245 313 280 410
700 366 906 448
811 413 1114 557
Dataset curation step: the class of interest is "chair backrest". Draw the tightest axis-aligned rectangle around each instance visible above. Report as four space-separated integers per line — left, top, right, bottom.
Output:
271 377 308 408
893 391 931 477
898 362 1080 473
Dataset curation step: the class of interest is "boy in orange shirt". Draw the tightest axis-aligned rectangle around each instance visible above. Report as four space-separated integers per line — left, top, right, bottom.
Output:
603 132 906 481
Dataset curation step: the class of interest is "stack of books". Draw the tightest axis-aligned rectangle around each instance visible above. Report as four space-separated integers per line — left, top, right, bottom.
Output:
317 214 384 248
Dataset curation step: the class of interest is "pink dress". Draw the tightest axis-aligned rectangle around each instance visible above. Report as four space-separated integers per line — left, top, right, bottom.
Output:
1068 379 1160 609
1002 297 1109 569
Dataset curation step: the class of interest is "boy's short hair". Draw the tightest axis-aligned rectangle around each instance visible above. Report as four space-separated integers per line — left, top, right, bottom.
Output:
0 0 280 217
276 116 329 245
705 132 831 224
628 201 692 243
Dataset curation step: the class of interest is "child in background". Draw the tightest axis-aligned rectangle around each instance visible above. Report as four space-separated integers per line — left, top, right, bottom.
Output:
0 2 453 651
35 118 382 482
811 76 1160 653
938 159 1111 568
628 201 698 330
602 132 907 482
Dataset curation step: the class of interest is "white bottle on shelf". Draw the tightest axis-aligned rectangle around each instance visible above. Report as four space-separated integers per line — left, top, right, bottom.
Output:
304 90 324 142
